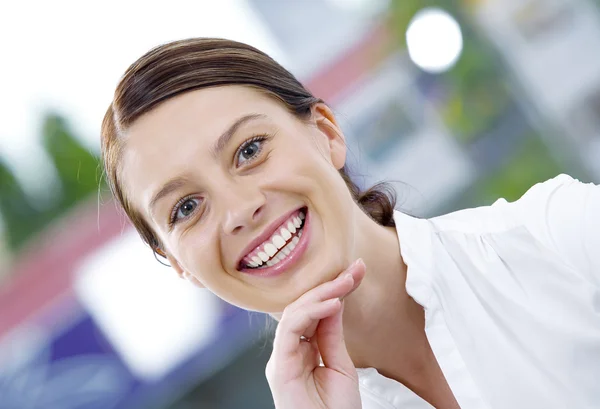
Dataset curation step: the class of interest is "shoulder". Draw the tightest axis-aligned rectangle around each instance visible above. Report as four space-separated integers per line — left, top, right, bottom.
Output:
426 194 517 237
506 173 598 247
509 173 588 217
425 174 599 282
427 174 589 235
508 174 600 278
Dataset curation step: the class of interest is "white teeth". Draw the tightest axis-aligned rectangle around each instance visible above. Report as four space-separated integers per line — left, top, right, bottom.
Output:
264 243 277 257
272 235 286 249
268 254 285 267
281 227 292 240
245 211 307 269
276 239 295 260
287 221 296 234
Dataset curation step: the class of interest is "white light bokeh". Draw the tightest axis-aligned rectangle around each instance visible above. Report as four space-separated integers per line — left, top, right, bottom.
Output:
74 228 221 381
406 8 463 73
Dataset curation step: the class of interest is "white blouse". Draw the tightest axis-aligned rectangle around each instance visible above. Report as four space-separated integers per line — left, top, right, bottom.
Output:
357 174 600 409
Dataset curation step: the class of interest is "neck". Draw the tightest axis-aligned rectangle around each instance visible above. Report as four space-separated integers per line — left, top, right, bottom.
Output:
341 207 437 383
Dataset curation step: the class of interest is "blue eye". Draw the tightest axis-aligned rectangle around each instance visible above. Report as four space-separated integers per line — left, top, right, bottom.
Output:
236 136 268 165
170 197 201 225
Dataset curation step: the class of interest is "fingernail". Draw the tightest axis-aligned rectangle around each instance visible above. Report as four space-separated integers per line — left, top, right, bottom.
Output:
336 271 353 282
347 259 359 270
349 258 363 270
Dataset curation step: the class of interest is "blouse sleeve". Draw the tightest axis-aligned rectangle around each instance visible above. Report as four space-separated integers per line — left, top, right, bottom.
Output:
512 174 600 286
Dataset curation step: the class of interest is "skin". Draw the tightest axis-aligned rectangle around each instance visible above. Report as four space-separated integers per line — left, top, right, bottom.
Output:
120 85 460 408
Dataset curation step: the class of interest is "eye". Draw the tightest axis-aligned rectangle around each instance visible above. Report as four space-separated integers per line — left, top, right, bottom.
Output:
236 135 269 166
170 197 201 226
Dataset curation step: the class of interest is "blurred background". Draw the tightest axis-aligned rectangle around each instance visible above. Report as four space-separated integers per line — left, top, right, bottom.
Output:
1 0 599 407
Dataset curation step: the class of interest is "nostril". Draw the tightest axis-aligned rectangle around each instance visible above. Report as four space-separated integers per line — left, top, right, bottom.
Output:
253 205 264 221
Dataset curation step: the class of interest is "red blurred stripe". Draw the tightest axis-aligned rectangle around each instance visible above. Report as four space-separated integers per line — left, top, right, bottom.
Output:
0 199 129 339
306 23 391 103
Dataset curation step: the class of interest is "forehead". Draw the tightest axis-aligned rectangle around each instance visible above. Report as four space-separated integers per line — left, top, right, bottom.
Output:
128 85 284 138
119 85 290 213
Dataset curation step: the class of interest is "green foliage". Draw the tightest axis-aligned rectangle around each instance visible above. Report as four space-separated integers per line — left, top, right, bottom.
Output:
439 34 510 142
0 159 44 250
42 114 102 209
455 136 565 209
388 0 510 142
0 114 103 252
386 1 568 215
471 136 565 204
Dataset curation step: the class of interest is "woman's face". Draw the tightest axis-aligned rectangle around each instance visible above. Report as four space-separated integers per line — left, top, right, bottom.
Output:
121 85 357 312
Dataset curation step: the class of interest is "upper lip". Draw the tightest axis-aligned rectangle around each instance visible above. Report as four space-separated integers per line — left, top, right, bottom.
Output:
236 207 303 269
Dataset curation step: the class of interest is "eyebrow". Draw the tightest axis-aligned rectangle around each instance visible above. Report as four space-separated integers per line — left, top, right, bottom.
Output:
210 113 266 159
148 177 189 217
148 113 266 216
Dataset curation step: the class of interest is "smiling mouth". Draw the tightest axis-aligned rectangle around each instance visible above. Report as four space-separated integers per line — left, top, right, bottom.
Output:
238 208 306 270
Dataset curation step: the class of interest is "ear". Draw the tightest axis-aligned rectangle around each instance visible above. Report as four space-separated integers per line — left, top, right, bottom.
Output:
166 253 205 289
312 103 347 170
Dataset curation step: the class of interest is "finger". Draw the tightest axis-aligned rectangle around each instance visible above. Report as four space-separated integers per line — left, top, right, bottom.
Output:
288 258 364 313
302 337 320 369
276 259 366 356
301 257 366 339
299 275 354 340
269 260 366 381
316 299 357 379
339 259 366 300
274 298 343 360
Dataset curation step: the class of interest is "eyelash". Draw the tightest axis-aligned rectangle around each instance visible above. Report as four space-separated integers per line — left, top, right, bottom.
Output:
234 134 272 166
167 133 273 228
168 195 201 229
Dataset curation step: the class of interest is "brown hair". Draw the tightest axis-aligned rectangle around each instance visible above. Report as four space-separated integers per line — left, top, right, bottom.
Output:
101 38 396 260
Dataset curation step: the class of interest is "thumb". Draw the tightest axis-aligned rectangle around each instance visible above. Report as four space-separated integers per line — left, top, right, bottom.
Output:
315 299 357 378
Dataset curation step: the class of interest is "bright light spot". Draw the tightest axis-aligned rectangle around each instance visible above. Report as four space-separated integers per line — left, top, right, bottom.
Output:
74 229 221 381
406 8 463 73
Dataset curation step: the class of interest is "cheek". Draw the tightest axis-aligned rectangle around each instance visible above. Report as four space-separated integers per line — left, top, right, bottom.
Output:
267 139 344 194
173 227 260 309
175 229 218 279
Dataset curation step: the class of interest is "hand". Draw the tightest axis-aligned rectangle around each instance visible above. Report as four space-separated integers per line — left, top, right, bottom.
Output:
266 259 366 409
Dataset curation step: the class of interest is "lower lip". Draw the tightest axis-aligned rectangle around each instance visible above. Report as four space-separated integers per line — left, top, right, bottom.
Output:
240 209 311 278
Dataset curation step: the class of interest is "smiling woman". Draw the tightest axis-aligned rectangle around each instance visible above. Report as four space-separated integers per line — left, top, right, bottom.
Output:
101 38 600 409
102 38 394 266
101 39 397 311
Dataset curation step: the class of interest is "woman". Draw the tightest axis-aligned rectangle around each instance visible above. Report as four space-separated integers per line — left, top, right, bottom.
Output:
101 38 600 409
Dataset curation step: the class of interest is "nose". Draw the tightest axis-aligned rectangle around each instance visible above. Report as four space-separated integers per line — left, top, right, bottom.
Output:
222 182 266 235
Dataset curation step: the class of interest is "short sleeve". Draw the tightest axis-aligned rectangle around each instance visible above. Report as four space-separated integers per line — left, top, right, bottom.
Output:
357 368 436 409
511 174 600 285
